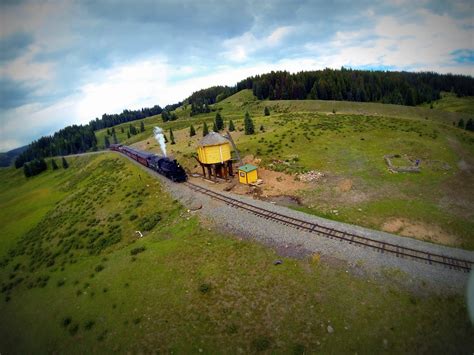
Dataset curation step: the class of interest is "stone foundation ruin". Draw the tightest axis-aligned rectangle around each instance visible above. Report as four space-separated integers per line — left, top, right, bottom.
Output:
384 154 421 173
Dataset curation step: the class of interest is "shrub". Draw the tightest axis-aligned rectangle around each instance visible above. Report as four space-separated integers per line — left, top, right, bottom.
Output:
130 246 146 255
62 316 72 327
95 264 105 272
84 320 95 330
199 283 211 294
139 214 161 231
252 337 271 351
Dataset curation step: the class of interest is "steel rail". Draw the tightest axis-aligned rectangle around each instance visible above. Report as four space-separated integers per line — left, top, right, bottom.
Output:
184 181 473 272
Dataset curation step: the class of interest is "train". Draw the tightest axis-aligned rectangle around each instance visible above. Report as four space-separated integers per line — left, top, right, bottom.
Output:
110 144 187 182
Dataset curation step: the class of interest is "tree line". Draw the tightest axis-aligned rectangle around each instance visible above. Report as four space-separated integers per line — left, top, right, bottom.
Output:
183 69 474 108
238 69 474 105
23 156 69 178
15 103 164 168
89 105 163 130
15 125 97 168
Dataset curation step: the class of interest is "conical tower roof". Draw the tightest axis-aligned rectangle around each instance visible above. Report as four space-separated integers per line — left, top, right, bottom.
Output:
198 131 229 147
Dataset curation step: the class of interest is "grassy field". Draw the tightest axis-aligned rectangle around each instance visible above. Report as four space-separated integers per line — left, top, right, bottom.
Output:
94 89 474 150
420 92 474 115
1 154 473 353
114 90 474 250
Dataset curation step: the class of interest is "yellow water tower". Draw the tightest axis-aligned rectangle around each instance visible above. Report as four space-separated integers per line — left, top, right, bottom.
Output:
196 132 234 180
197 132 231 164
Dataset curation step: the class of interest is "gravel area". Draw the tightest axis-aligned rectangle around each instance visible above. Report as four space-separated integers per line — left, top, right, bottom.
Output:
122 154 474 294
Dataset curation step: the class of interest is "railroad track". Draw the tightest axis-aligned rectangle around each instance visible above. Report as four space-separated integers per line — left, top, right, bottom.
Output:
184 181 473 273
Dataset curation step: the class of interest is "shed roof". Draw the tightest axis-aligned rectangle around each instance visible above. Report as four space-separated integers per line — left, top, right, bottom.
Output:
199 131 229 147
238 164 257 173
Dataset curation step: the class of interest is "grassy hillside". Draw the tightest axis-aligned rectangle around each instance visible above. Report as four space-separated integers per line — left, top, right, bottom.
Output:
1 154 473 353
420 92 474 115
124 90 474 250
94 89 473 150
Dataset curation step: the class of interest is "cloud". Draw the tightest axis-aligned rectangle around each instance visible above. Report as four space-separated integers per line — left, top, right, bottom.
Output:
303 8 474 75
222 26 294 62
0 0 473 151
0 32 33 62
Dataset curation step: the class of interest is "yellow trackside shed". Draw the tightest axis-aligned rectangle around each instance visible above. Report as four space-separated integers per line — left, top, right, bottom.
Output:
238 164 258 184
197 132 231 164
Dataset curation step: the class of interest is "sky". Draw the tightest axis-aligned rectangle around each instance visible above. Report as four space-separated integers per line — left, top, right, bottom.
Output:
0 0 473 152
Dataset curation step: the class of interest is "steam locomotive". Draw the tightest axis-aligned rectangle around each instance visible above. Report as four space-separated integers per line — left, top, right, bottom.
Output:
110 144 187 182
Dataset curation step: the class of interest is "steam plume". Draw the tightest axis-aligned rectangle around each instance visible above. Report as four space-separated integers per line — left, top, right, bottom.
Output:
153 126 167 157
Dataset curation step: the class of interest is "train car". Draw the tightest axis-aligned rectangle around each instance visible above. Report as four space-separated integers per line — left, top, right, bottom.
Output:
109 143 123 151
110 144 187 182
120 146 153 167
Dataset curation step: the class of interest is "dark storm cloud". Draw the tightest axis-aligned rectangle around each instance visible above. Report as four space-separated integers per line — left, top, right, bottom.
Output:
0 32 33 62
82 0 253 37
0 78 36 110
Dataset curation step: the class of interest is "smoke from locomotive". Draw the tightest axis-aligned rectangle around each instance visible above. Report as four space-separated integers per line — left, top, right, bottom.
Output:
153 126 167 157
109 144 187 182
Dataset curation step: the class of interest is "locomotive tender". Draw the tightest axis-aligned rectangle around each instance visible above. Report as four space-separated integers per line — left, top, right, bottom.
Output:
110 144 187 182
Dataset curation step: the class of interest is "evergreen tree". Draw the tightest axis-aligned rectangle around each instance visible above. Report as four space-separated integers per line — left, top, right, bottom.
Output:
39 158 47 171
104 135 110 148
23 158 47 177
466 118 474 132
107 128 111 135
190 124 196 137
203 122 209 137
458 119 465 129
140 121 145 132
264 106 270 116
244 112 255 135
121 127 124 133
164 134 168 143
129 125 138 135
127 131 131 139
161 110 170 122
112 132 118 144
62 157 69 169
215 112 224 131
169 128 175 145
212 121 218 132
260 124 265 132
51 158 59 170
111 127 115 135
23 163 32 177
228 120 235 132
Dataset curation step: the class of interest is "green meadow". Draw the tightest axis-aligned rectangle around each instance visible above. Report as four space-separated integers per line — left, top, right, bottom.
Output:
102 90 474 250
419 91 474 115
1 153 473 353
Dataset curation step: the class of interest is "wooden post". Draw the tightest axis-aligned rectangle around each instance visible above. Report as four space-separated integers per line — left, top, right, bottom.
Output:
223 164 228 180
